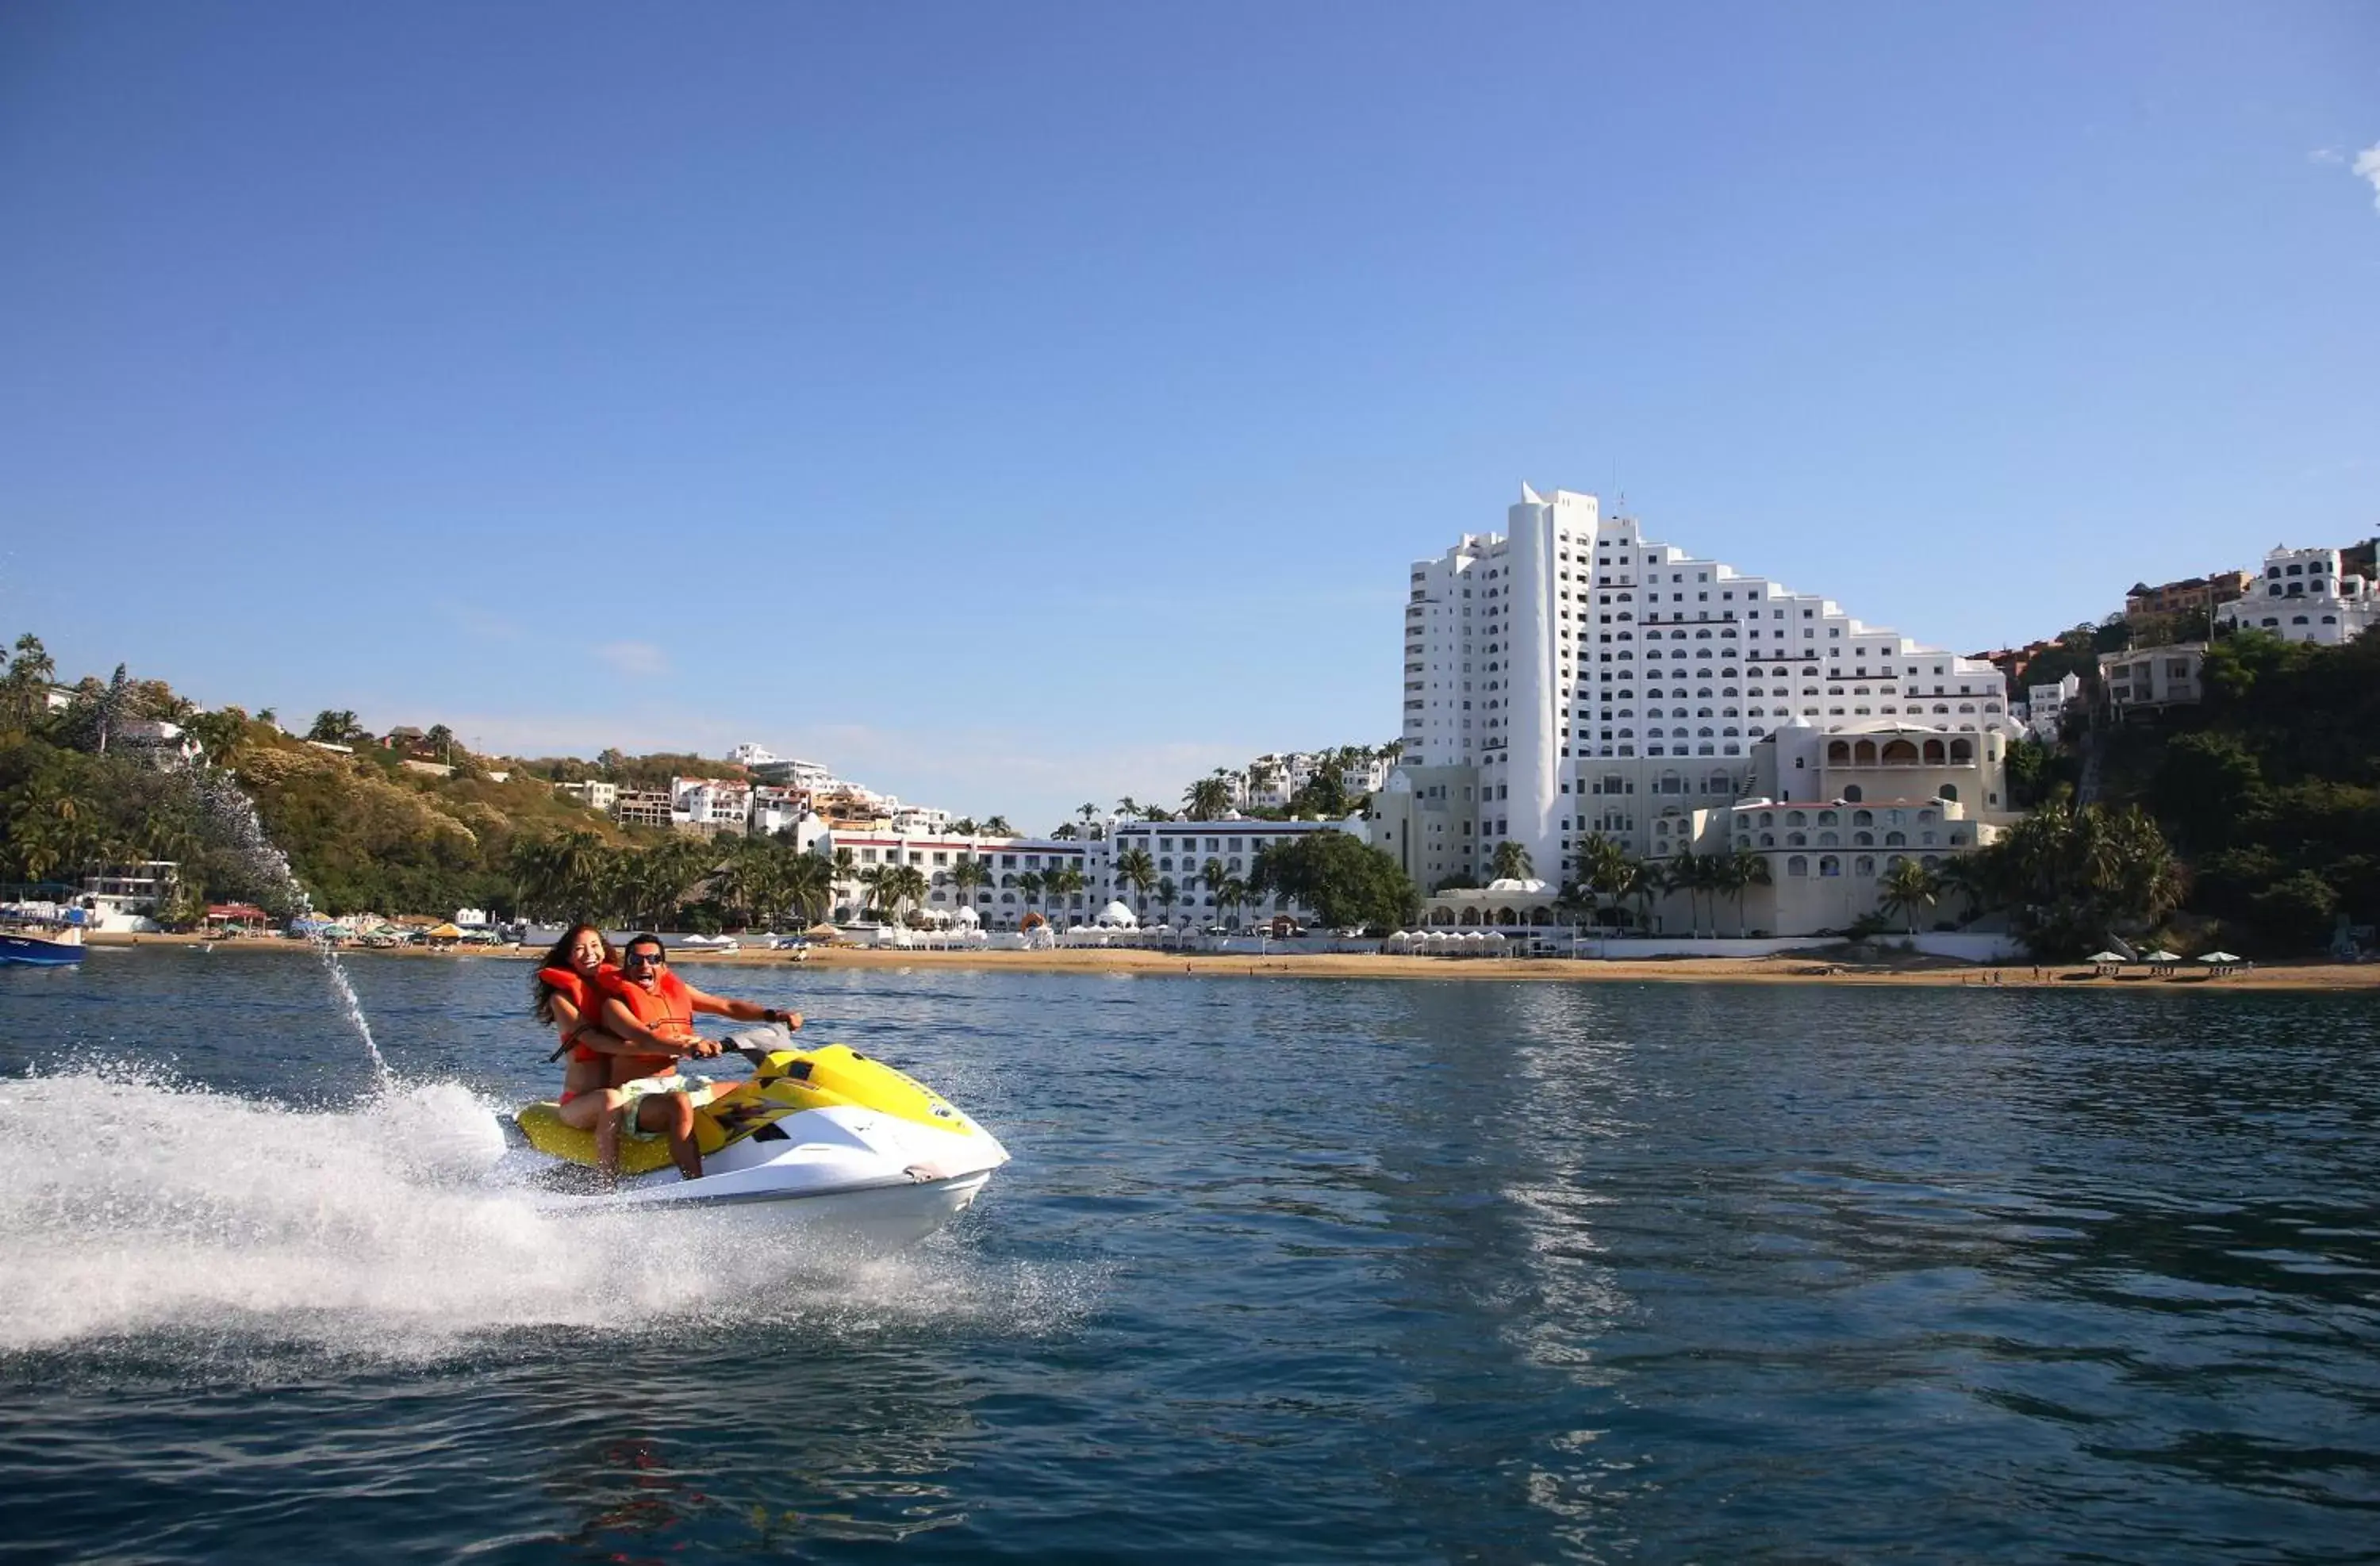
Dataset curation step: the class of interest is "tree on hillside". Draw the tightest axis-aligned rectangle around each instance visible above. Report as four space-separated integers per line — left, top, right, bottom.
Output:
1970 800 2182 959
308 710 364 745
2 635 56 731
2150 731 2266 853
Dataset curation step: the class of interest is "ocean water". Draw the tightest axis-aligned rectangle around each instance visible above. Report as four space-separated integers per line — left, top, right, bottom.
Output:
0 950 2374 1564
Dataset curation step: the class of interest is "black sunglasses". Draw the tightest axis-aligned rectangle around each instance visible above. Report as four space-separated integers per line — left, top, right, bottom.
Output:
624 950 665 966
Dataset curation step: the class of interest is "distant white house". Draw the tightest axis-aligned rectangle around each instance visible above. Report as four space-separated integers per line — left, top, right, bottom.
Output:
2217 544 2378 645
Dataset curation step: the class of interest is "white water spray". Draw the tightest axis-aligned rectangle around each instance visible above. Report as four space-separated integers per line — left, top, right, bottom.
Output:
186 770 393 1084
0 1068 1084 1361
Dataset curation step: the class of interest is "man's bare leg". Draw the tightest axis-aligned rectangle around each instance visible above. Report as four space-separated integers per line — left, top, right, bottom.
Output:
637 1092 701 1180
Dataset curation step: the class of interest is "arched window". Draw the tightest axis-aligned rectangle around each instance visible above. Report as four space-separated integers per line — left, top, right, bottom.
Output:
1842 784 1863 803
1884 831 1906 846
1939 784 1958 803
1949 739 1974 763
1852 809 1874 826
1818 831 1840 846
1787 855 1809 877
1787 831 1808 846
1853 740 1879 765
1827 740 1851 764
1818 810 1838 825
1921 739 1946 764
1819 855 1841 877
1856 856 1875 877
1787 810 1807 827
1855 831 1874 846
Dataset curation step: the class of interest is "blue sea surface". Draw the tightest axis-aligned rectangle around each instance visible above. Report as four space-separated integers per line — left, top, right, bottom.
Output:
1 950 2375 1563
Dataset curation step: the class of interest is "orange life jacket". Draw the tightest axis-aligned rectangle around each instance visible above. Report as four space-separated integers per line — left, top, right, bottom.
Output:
597 965 696 1039
539 964 616 1061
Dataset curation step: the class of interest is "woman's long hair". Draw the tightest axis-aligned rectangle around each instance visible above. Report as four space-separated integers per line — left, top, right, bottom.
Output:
532 923 613 1026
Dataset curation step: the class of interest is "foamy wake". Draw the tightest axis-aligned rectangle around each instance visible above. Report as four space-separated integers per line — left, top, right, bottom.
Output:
0 1067 1087 1361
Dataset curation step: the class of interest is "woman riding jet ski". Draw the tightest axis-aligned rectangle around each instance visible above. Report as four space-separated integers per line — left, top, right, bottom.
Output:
516 931 1008 1247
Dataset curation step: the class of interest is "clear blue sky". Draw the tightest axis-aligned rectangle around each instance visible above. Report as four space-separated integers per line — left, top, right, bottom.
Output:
2 2 2374 831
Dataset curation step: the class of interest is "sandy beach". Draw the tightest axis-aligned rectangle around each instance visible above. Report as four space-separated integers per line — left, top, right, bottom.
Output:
84 931 2380 990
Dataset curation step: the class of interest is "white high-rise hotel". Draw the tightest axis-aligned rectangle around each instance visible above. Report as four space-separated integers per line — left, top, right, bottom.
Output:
1380 487 2023 927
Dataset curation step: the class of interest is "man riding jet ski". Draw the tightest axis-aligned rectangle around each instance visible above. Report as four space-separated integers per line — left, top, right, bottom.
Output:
517 934 1008 1246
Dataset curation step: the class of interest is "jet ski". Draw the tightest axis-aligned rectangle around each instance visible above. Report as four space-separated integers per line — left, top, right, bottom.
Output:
512 1027 1008 1249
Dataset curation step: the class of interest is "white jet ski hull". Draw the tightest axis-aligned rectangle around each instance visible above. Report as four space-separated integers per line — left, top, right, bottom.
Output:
536 1100 1008 1252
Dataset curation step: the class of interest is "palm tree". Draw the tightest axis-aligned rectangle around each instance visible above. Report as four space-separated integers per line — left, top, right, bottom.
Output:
1016 869 1044 927
1046 863 1086 926
1722 846 1772 936
782 851 835 926
949 854 991 921
3 633 56 729
1079 803 1100 832
1626 859 1664 936
950 817 980 837
1580 834 1633 938
880 863 929 923
1114 846 1157 915
1488 839 1534 882
831 846 857 915
1217 875 1248 931
981 816 1016 839
1156 875 1179 927
1201 857 1229 927
1878 858 1938 936
1184 776 1232 821
1933 854 1991 927
1115 796 1142 820
857 863 892 920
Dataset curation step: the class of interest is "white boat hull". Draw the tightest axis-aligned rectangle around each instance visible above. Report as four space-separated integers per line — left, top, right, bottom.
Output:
529 1101 1008 1253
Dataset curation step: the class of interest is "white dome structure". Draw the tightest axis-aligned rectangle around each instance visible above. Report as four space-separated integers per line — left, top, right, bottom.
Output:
951 906 982 928
1484 877 1549 895
1094 900 1138 929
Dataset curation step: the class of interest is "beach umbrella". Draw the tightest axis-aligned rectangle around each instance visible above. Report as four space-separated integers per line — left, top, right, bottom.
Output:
426 923 463 939
2087 951 2129 964
2197 950 2240 965
2139 949 2182 963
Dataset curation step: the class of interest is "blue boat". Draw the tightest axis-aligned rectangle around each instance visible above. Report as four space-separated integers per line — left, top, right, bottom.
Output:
0 905 87 966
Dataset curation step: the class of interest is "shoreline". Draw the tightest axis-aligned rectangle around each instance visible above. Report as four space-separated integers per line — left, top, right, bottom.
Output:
81 932 2379 990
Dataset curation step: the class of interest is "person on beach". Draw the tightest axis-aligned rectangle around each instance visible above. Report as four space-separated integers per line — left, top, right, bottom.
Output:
595 932 802 1180
532 923 638 1179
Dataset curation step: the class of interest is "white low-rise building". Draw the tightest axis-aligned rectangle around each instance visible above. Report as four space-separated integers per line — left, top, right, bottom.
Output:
2217 545 2378 644
674 777 754 832
78 862 179 932
555 779 619 813
2024 673 2080 743
2099 643 2205 716
821 813 1359 931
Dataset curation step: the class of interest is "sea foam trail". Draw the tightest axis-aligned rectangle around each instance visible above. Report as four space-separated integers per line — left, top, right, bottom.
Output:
0 1070 1081 1361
